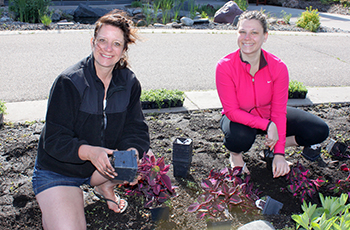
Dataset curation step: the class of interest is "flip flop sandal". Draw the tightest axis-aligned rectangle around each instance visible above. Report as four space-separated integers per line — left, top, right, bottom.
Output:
93 190 128 213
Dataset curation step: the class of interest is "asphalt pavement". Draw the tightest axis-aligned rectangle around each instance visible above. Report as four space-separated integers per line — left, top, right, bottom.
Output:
1 2 350 123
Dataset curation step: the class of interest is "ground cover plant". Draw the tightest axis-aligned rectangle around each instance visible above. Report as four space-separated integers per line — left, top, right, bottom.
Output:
0 103 350 229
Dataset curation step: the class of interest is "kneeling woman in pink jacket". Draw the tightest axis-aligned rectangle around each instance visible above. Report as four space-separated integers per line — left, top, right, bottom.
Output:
216 11 329 178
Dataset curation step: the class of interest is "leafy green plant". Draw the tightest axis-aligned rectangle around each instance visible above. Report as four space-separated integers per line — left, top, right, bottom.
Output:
187 167 260 220
9 0 51 23
282 162 325 202
292 193 350 230
197 4 219 17
131 0 142 8
235 0 248 11
0 100 6 115
142 2 153 26
281 10 292 24
140 89 185 109
289 80 308 98
296 6 320 32
40 11 52 27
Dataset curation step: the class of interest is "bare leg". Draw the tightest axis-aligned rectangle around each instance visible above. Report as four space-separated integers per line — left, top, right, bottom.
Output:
285 136 298 147
90 170 127 213
229 152 250 174
36 186 86 230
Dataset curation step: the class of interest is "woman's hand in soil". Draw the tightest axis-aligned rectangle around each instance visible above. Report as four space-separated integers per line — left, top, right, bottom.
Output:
272 155 290 178
266 121 279 150
79 145 117 179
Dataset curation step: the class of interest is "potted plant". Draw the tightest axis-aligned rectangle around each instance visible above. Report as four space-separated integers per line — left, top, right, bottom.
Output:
0 100 6 126
125 153 177 221
188 167 261 227
288 80 308 99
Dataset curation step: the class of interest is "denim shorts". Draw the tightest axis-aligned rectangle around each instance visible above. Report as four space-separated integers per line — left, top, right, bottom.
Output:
32 166 91 196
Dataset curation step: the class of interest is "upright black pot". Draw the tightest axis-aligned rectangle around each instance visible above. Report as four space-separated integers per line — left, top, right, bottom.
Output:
172 138 193 178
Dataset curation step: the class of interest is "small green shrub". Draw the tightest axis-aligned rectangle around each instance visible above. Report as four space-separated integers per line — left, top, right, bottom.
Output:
131 0 142 8
296 7 320 32
40 12 52 27
9 0 51 23
0 100 6 115
281 10 292 24
235 0 248 11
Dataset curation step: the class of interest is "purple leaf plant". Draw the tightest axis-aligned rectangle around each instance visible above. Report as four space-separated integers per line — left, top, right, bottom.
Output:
282 162 325 202
330 163 350 197
125 153 176 208
187 167 261 220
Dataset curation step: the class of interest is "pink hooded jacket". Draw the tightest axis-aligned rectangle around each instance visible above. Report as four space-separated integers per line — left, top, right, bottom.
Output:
216 49 289 154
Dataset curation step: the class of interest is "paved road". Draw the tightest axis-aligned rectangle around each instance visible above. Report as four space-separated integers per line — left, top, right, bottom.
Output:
0 2 350 103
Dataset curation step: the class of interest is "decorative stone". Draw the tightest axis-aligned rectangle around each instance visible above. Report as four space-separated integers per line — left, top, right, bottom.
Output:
214 1 243 24
267 18 277 25
154 23 166 27
0 16 12 22
136 19 147 27
180 17 194 26
171 22 182 28
74 4 109 18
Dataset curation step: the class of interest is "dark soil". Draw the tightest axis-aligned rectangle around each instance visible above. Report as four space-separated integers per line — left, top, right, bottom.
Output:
1 103 350 229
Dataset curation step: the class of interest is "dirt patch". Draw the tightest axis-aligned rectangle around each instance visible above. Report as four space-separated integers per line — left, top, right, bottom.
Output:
0 103 350 229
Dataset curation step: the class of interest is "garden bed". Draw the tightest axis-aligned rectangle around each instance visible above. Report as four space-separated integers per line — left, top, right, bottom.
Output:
0 103 349 229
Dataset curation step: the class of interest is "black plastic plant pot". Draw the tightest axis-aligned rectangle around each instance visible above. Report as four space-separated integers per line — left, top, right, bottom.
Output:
207 220 232 230
256 196 283 215
150 206 169 222
173 161 190 178
173 138 193 164
327 139 348 158
289 91 307 99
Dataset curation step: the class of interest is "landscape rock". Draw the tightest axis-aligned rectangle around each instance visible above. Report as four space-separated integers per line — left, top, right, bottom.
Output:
214 1 243 24
74 4 109 18
180 16 194 26
193 18 210 24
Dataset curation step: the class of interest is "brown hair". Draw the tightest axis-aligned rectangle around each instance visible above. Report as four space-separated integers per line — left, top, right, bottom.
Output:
238 11 268 34
93 10 138 69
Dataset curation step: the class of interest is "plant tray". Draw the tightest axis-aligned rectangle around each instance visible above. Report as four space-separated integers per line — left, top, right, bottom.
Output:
173 138 193 163
288 91 307 99
141 99 184 110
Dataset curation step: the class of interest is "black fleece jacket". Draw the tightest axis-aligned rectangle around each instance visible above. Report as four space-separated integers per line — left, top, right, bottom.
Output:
35 55 150 178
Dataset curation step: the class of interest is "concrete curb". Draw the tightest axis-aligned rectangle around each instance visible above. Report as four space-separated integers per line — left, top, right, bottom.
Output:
4 87 350 123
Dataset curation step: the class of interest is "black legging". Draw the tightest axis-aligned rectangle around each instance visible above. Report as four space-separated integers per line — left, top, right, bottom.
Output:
220 107 329 153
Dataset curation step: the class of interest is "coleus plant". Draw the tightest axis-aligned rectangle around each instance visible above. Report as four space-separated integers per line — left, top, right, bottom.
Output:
282 162 325 202
125 153 176 208
330 163 350 196
187 167 261 220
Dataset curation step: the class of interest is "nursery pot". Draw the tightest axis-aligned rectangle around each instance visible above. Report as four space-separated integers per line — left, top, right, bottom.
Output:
326 139 348 157
150 206 170 222
256 196 283 215
173 138 193 178
207 220 232 230
173 138 193 163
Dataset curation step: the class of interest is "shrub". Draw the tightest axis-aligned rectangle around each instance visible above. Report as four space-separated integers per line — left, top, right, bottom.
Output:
40 12 52 27
0 100 6 115
296 7 320 32
9 0 51 23
131 0 142 8
235 0 248 11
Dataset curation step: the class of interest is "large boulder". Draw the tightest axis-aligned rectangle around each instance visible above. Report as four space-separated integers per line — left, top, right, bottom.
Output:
214 1 243 24
74 4 109 18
